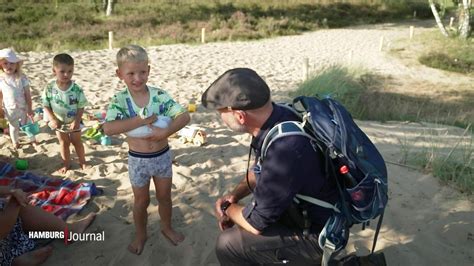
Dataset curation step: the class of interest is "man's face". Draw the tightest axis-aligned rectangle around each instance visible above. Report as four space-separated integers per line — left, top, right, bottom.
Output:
218 109 247 133
116 61 150 92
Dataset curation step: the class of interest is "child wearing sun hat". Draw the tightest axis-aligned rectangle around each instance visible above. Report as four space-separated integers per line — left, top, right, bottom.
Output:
0 48 36 149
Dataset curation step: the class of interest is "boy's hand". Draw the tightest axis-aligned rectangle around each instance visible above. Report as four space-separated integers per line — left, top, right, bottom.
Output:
27 109 34 117
141 113 157 126
145 127 169 142
48 118 60 129
70 120 80 130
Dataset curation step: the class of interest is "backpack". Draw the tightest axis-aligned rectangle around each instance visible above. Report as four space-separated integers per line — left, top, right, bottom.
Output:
260 96 388 266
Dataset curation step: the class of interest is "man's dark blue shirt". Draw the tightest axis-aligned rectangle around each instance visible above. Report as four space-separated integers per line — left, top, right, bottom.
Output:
242 103 338 232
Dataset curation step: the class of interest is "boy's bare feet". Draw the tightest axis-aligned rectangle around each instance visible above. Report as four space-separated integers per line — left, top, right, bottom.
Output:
79 163 90 170
12 246 53 266
57 165 69 174
161 228 185 246
127 234 147 255
69 213 96 234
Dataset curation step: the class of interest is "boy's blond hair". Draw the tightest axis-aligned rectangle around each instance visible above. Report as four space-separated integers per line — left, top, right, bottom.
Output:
116 45 149 68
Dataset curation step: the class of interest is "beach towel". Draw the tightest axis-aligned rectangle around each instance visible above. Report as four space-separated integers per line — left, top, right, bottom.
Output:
0 161 98 220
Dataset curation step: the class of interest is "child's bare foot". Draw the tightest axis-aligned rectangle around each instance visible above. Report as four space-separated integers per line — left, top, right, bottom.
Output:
161 228 185 246
57 165 69 174
12 245 52 266
127 234 147 255
79 163 90 170
69 213 96 234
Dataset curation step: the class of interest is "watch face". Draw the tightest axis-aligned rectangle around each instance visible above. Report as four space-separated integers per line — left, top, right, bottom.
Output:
221 201 231 212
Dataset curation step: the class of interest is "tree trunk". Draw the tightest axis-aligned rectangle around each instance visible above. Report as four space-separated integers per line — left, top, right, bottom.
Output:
429 0 450 37
459 0 472 38
106 0 113 16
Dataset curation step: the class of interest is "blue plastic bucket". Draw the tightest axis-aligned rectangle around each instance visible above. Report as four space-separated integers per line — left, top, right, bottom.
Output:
20 121 40 137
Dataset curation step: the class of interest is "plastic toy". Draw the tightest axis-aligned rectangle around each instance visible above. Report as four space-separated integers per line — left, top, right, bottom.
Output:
177 126 207 146
15 159 28 170
20 119 40 137
188 103 196 113
100 135 112 145
83 124 103 142
0 118 8 129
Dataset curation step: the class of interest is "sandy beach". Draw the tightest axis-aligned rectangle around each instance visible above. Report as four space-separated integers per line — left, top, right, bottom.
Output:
1 21 473 265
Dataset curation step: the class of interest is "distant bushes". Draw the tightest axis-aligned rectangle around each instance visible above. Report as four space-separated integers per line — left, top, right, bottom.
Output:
420 52 473 74
291 65 473 128
0 0 432 52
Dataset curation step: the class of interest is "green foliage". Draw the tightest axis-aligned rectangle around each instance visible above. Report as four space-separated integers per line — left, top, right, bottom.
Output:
290 66 368 118
413 31 474 74
291 65 473 128
0 0 432 52
406 126 473 194
420 52 473 74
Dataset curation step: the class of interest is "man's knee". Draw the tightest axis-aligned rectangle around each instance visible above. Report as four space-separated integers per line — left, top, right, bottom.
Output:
215 229 242 262
215 229 232 254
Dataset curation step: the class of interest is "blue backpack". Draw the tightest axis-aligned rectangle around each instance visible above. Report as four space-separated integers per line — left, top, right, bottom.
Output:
261 96 388 266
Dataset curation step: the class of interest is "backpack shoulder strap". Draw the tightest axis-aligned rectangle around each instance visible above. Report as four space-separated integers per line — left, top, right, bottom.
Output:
261 120 339 213
261 120 316 160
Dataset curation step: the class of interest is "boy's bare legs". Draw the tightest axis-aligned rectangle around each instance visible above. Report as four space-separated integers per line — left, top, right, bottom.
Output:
153 177 184 246
70 131 87 169
56 131 70 174
128 183 150 255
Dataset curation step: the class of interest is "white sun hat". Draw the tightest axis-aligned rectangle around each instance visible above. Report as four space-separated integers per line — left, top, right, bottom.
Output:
0 48 23 63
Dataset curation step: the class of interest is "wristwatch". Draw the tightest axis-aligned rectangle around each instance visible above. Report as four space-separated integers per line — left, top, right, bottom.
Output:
220 201 232 215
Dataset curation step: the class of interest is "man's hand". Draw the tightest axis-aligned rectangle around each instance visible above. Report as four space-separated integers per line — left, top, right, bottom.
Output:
10 189 28 207
218 215 235 231
215 194 237 218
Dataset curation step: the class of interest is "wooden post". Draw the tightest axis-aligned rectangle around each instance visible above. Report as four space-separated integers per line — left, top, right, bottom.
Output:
409 26 415 39
379 36 384 52
413 10 417 19
201 28 206 44
449 17 454 28
108 31 113 50
302 58 309 81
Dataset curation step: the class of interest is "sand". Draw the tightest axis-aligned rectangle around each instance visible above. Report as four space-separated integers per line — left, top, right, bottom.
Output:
1 21 473 265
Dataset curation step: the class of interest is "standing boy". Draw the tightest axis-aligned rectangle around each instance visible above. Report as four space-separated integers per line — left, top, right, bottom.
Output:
42 53 88 173
103 45 189 255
